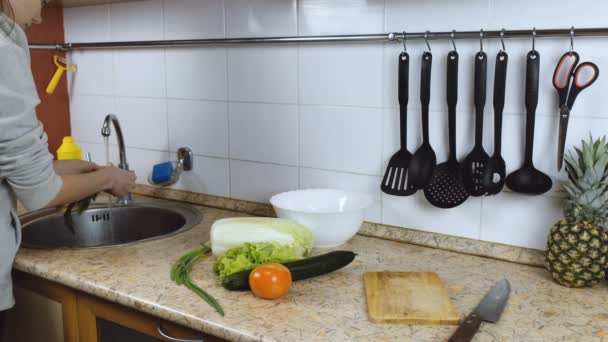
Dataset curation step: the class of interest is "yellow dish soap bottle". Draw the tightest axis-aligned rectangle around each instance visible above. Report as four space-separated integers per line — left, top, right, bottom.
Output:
57 136 82 160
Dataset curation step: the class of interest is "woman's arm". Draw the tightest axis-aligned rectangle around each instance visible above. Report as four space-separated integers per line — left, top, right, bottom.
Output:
53 160 98 175
45 166 136 208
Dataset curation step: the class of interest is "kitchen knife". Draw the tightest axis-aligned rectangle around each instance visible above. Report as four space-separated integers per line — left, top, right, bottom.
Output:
448 279 511 342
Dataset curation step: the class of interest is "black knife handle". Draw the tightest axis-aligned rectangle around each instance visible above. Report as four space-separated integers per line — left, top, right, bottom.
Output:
448 312 483 342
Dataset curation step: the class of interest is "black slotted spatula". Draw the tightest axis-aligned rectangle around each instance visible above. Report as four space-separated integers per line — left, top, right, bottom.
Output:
381 52 416 196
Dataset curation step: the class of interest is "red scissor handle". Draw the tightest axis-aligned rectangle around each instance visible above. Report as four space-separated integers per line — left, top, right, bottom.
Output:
566 61 599 110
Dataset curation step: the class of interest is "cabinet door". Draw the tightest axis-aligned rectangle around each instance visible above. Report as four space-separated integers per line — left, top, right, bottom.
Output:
7 271 79 342
77 293 225 342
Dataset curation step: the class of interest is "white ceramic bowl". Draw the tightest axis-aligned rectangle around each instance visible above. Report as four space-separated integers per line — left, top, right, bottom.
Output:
270 189 374 248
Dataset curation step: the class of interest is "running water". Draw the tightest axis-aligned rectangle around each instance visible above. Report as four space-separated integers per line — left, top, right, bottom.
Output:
104 135 110 166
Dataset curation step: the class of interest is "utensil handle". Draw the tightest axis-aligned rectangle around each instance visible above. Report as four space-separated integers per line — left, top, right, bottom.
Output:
474 52 487 146
493 51 508 154
420 51 432 143
446 50 458 160
524 50 540 164
448 312 483 342
399 52 409 150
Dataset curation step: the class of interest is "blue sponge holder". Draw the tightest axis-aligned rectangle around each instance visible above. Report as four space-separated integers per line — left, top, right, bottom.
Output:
148 147 193 187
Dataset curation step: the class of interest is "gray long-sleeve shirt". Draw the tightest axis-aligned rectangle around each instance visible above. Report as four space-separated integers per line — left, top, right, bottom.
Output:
0 15 63 310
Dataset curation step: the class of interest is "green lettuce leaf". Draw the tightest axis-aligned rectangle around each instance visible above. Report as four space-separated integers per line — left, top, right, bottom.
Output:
213 242 304 278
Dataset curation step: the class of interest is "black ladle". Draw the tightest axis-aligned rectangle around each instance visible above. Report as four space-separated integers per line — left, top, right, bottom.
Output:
408 51 436 190
462 51 489 196
506 50 553 195
482 51 508 195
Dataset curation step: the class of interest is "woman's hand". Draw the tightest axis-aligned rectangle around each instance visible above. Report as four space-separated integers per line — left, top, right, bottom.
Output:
53 160 99 175
100 166 137 197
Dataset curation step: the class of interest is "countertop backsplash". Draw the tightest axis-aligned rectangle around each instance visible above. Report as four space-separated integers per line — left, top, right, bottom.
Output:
65 0 608 251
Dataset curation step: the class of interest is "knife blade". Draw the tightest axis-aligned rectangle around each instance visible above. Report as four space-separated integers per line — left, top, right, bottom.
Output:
557 106 570 171
448 279 511 342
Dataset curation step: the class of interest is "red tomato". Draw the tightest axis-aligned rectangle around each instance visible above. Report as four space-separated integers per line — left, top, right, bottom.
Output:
249 263 292 299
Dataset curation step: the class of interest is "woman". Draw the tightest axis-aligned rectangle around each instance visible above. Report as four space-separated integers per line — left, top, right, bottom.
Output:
0 0 137 331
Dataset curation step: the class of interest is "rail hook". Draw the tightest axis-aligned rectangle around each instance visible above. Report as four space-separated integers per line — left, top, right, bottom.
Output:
450 30 457 52
569 26 575 55
500 28 506 52
424 31 432 52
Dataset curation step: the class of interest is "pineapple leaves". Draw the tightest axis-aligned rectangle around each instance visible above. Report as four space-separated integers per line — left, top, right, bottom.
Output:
564 134 608 226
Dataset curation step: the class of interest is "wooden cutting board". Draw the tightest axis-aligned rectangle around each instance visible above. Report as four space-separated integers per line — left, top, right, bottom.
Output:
363 272 460 325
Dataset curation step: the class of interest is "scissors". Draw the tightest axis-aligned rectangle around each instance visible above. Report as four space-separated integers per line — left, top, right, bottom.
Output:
553 51 599 170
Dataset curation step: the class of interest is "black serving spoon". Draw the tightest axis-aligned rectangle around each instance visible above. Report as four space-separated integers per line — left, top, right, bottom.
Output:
407 51 436 190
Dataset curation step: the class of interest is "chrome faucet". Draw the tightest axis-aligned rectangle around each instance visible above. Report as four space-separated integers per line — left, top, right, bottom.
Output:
101 114 132 205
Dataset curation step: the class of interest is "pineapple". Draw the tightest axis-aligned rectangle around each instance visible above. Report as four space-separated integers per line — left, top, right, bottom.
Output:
545 135 608 288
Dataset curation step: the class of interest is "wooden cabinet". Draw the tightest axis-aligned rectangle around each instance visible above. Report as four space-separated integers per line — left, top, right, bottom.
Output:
8 271 225 342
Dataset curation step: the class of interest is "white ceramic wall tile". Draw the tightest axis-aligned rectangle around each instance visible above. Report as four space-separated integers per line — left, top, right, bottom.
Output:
382 41 489 113
165 47 227 101
230 160 299 202
109 0 163 41
67 51 114 96
163 0 225 40
490 0 608 30
480 192 563 249
173 156 230 197
383 108 476 170
385 0 490 32
76 141 113 165
113 49 166 98
125 147 170 184
227 46 298 104
301 105 383 175
300 168 382 223
63 5 110 43
298 0 384 35
114 97 168 151
382 192 482 240
70 95 116 145
167 99 229 158
299 43 383 108
229 102 299 165
225 0 297 38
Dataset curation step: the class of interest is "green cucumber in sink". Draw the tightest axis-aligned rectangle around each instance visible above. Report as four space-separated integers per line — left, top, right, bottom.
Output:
222 250 356 291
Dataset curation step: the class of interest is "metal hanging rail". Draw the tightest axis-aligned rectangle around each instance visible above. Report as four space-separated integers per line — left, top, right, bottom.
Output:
29 27 608 50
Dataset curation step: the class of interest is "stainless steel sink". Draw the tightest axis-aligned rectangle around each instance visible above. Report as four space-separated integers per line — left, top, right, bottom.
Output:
19 202 202 249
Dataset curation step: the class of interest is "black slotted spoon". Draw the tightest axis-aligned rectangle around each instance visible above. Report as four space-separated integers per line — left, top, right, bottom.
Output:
482 51 508 195
462 51 490 196
424 50 469 208
381 52 416 196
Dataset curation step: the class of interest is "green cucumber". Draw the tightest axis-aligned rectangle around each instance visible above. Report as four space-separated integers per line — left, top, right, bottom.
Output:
222 250 356 291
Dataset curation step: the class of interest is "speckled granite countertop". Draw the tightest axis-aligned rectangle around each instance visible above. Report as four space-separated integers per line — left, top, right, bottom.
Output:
14 201 608 342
